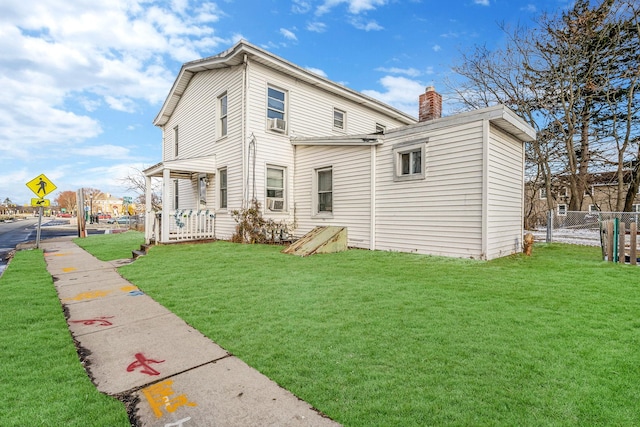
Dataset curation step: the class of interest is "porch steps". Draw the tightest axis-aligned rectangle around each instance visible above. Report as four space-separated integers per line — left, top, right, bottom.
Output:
282 226 347 257
132 243 153 260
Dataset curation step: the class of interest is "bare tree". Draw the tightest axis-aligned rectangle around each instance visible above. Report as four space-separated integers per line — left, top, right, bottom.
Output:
54 191 77 213
120 168 162 210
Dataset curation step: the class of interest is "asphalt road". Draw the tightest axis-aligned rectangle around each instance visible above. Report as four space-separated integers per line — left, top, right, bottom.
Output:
0 217 90 276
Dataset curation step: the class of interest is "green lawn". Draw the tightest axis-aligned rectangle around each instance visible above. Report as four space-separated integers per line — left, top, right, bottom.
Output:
4 233 639 426
0 249 129 427
112 240 640 426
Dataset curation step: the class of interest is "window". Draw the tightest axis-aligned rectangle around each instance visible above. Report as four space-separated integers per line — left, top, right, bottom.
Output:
633 204 640 213
375 123 386 133
316 167 333 214
219 93 228 137
559 187 568 198
173 180 179 210
393 141 426 181
173 126 179 158
266 166 285 212
539 187 547 199
219 168 227 209
589 204 599 213
267 87 286 120
333 108 345 130
557 204 567 216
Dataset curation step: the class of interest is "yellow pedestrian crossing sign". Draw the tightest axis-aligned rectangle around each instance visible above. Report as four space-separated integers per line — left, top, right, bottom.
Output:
31 198 50 207
26 174 57 197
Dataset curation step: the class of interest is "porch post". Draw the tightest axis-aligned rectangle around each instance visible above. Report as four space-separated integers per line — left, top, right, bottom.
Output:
162 168 171 243
145 174 152 244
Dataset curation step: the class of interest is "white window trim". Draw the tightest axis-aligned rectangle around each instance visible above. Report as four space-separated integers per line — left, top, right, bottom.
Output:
393 140 426 182
539 187 547 200
218 92 228 138
375 123 386 133
589 204 599 213
266 85 287 134
557 204 567 216
333 108 346 131
173 126 179 158
218 168 227 210
313 166 333 217
266 165 287 213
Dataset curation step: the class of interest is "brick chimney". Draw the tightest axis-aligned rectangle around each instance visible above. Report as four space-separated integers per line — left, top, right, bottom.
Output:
418 86 442 122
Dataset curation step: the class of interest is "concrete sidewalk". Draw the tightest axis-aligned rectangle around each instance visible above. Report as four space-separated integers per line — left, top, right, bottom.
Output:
40 237 340 427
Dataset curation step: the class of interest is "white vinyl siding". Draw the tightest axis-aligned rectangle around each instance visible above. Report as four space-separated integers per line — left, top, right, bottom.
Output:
375 120 485 259
294 145 373 249
486 124 525 259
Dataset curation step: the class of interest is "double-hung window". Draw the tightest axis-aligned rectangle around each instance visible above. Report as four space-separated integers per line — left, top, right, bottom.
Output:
333 108 345 130
557 204 567 216
317 167 333 214
219 93 228 137
267 87 286 133
393 141 426 181
266 166 286 212
219 168 227 209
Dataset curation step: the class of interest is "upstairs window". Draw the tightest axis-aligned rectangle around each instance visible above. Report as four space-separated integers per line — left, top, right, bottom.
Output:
219 93 228 137
557 204 567 216
393 141 426 182
267 87 287 133
333 108 345 130
317 167 333 214
375 123 386 133
539 187 547 199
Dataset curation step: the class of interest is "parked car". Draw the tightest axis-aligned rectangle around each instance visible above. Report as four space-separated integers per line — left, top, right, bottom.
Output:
107 215 133 224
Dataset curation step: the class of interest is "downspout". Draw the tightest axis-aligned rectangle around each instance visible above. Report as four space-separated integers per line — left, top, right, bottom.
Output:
481 119 490 260
370 143 377 250
241 54 248 208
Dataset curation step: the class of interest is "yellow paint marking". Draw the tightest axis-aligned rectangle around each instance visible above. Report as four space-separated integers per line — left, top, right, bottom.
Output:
63 290 113 302
62 267 77 272
120 285 139 292
142 380 197 418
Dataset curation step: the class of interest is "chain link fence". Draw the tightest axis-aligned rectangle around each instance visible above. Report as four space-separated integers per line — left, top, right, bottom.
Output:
534 211 640 246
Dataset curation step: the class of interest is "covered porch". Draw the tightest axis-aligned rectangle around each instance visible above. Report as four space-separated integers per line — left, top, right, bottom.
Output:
143 156 217 244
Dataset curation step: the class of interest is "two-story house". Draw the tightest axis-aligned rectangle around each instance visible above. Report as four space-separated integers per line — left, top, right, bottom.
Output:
144 40 535 260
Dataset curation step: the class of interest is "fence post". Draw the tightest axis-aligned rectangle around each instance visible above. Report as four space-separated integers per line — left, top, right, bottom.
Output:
618 221 626 264
631 222 637 266
607 220 614 262
546 210 553 243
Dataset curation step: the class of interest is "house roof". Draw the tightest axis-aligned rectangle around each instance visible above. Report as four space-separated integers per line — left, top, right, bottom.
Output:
153 40 418 127
293 105 536 146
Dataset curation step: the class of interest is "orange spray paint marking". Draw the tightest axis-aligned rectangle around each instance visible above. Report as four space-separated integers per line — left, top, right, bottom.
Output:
142 380 197 419
63 289 112 302
69 316 115 326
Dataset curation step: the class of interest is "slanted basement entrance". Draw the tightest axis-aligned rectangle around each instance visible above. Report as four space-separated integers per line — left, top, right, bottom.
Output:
282 226 348 256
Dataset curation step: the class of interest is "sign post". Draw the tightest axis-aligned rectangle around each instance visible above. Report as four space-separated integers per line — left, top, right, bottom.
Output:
26 174 57 249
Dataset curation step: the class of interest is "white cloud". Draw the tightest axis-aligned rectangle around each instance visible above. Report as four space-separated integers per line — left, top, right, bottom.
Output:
305 67 328 78
474 0 490 5
292 0 312 13
316 0 388 15
350 18 383 31
521 4 537 12
70 145 133 160
432 44 441 52
307 21 327 33
280 28 298 40
362 76 424 116
0 0 232 161
376 67 421 77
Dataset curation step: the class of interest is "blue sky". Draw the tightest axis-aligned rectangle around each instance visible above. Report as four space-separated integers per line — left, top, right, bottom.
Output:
1 0 569 206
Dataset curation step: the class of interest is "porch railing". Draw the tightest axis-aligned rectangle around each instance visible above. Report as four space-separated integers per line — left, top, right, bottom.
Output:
151 209 216 242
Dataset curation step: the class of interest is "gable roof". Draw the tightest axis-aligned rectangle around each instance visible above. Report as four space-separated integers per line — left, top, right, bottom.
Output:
153 40 418 127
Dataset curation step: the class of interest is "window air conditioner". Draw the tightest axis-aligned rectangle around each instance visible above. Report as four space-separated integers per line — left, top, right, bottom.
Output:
268 198 285 211
268 118 287 132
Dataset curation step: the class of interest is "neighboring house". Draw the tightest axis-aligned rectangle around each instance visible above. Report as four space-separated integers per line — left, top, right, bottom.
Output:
144 40 535 260
526 172 640 228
